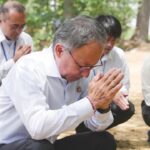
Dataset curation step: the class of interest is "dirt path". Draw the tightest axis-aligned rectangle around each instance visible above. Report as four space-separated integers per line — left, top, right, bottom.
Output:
110 49 150 150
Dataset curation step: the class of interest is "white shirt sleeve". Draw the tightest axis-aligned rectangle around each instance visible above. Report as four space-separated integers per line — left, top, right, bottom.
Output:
84 110 113 131
0 32 33 82
0 58 15 81
3 62 95 140
141 56 150 106
119 51 130 95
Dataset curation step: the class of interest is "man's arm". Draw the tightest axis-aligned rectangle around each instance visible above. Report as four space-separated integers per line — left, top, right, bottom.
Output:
0 45 31 82
84 68 123 131
0 59 15 80
112 50 130 110
142 57 150 106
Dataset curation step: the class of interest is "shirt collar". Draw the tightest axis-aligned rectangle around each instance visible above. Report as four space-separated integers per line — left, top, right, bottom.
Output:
0 28 23 43
42 45 61 78
101 48 113 62
0 29 7 42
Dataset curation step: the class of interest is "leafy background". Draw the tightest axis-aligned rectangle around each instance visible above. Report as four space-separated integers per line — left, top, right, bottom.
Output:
0 0 140 50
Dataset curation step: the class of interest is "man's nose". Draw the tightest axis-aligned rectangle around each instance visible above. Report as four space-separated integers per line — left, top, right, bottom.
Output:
16 27 23 34
107 41 112 47
80 69 91 78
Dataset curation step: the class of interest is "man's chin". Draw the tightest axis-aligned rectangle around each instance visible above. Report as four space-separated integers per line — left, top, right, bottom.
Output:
13 36 19 40
11 34 19 40
104 49 111 55
67 76 81 82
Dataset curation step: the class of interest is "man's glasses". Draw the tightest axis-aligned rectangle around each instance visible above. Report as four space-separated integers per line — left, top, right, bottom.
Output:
69 51 103 72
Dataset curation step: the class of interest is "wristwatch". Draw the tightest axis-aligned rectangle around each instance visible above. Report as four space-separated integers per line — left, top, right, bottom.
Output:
97 106 110 114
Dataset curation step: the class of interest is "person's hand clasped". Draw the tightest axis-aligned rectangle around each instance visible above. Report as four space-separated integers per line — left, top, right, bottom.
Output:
113 92 129 110
87 68 124 111
13 45 32 62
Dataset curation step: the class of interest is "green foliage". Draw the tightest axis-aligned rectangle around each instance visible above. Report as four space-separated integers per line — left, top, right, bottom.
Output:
74 0 139 37
55 0 140 40
25 0 54 50
0 0 140 50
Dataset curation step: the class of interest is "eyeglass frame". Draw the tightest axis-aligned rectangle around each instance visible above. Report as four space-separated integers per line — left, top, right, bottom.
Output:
69 51 103 72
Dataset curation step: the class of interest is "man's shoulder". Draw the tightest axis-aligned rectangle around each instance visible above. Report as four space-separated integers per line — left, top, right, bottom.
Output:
111 46 125 58
17 51 41 64
18 32 33 46
20 31 32 40
112 46 124 53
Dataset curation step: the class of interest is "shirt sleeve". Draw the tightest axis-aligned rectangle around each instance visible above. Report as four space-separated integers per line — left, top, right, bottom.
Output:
19 32 34 51
0 58 15 81
27 35 34 52
3 61 95 140
119 52 130 95
84 109 113 131
141 57 150 106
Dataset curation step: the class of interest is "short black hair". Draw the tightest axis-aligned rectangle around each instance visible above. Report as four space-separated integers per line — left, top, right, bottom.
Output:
96 15 122 39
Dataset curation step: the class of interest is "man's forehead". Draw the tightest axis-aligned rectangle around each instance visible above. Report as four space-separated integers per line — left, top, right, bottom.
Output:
5 9 26 23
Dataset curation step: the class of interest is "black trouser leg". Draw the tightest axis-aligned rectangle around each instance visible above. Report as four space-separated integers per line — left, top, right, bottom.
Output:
0 132 116 150
0 139 54 150
76 101 135 132
107 100 135 129
141 100 150 143
141 100 150 126
55 131 116 150
76 121 91 133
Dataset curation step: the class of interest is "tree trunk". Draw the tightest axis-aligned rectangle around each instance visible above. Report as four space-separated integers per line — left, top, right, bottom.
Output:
131 0 150 42
63 0 75 19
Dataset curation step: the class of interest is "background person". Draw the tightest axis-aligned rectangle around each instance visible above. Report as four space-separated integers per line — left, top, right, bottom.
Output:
95 15 135 129
141 55 150 143
0 0 32 84
0 15 123 150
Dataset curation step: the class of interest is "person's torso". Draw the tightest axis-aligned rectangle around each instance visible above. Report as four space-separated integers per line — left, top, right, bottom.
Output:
0 48 89 144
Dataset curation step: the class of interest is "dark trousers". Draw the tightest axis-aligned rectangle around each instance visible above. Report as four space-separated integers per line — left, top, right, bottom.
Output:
141 100 150 126
76 100 135 133
0 131 116 150
107 100 135 129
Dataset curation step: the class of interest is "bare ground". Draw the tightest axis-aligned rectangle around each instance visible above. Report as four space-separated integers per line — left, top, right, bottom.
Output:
110 45 150 150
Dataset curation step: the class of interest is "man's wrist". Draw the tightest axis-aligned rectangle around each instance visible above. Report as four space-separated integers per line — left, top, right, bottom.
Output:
97 106 110 114
87 96 96 113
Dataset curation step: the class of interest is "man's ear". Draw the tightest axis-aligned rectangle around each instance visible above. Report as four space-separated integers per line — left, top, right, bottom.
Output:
54 43 64 58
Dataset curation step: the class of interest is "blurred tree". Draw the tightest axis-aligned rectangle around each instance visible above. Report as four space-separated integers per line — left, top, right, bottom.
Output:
0 0 140 50
25 0 54 50
131 0 150 42
64 0 76 19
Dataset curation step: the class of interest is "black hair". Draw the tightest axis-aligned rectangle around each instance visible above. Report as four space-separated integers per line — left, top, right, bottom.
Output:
96 15 122 38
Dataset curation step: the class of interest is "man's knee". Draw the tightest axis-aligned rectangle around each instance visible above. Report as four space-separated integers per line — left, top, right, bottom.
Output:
29 140 54 150
0 139 54 150
25 139 54 150
111 101 135 119
92 132 116 150
126 101 135 117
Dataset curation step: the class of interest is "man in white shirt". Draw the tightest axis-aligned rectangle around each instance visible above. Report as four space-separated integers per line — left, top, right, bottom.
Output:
141 56 150 143
95 15 135 129
0 16 123 150
0 1 32 83
76 15 135 132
